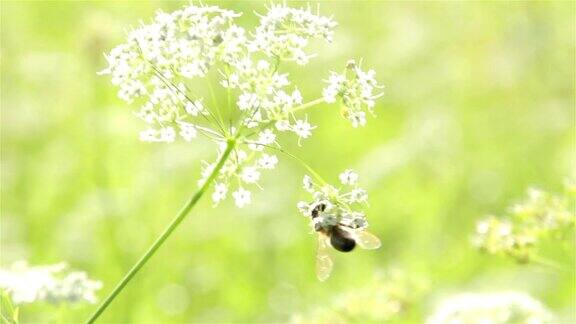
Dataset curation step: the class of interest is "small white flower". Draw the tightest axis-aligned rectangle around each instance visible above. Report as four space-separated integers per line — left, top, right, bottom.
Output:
349 110 367 128
257 129 276 145
322 73 345 103
177 121 197 141
139 128 159 142
136 102 158 124
256 60 270 70
249 128 275 151
349 188 368 203
258 154 278 169
272 73 290 87
292 89 303 104
240 167 261 184
275 119 291 131
185 100 205 116
339 169 359 185
159 127 176 142
235 149 248 162
233 188 252 208
0 261 102 305
297 201 309 216
237 92 259 110
212 183 228 204
303 175 314 192
293 119 315 139
322 88 337 103
352 216 368 229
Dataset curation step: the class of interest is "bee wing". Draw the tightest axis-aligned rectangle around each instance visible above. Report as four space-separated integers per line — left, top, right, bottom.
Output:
316 234 333 282
354 230 382 250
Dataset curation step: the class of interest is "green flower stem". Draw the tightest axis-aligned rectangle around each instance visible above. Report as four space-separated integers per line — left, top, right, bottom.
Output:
87 140 236 323
241 97 326 139
240 141 327 186
289 97 325 113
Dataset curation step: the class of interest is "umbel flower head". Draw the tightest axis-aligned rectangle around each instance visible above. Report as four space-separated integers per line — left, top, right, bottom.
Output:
99 3 384 208
323 59 384 127
0 261 102 305
297 169 370 232
472 184 575 263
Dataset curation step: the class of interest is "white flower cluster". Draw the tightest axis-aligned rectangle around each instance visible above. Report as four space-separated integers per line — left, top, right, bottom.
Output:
99 3 336 143
0 261 102 305
251 3 337 65
98 5 246 142
323 59 384 127
472 186 575 263
221 57 313 141
99 3 383 209
297 169 369 231
427 291 553 324
198 141 279 208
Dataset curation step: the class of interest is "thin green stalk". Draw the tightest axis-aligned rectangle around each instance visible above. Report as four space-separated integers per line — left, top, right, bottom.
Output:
288 97 325 113
87 140 236 323
207 76 227 135
240 141 327 186
241 98 326 139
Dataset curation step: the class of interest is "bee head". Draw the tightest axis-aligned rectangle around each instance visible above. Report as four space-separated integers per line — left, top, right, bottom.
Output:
310 202 328 218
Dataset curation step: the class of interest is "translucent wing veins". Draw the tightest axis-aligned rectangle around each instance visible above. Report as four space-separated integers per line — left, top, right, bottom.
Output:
316 234 333 281
354 230 382 250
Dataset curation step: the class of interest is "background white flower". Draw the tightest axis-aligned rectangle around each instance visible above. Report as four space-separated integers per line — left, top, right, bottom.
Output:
472 185 575 263
427 291 553 324
0 261 102 305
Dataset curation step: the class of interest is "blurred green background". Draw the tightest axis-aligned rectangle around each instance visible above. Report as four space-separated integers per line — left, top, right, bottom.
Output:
1 1 574 323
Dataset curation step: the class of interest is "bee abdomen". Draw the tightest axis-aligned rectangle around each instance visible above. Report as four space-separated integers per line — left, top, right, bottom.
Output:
330 231 356 252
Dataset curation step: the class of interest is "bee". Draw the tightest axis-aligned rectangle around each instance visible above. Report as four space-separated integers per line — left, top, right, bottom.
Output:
310 203 381 281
